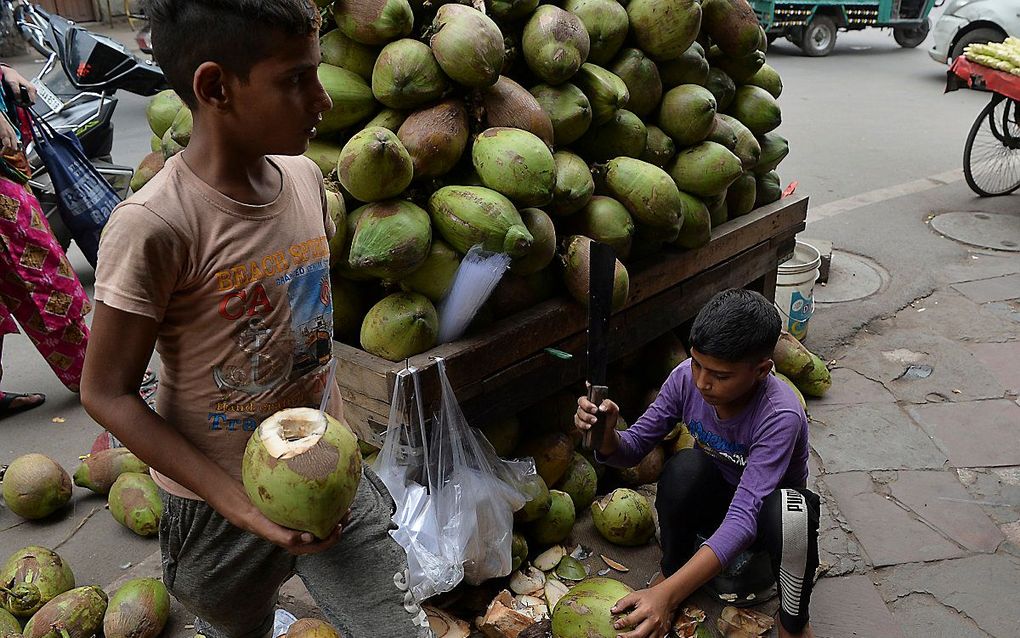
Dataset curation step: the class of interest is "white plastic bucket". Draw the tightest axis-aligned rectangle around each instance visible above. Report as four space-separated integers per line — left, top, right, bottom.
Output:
775 241 821 341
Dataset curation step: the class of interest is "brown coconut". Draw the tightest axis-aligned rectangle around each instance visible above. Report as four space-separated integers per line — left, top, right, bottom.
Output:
482 76 555 147
515 432 574 486
397 99 470 179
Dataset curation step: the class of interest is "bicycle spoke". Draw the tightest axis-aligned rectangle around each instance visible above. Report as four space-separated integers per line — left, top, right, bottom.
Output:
966 98 1020 196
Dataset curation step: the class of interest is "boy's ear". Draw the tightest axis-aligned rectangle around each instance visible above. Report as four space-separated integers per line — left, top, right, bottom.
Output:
754 358 774 381
192 61 230 111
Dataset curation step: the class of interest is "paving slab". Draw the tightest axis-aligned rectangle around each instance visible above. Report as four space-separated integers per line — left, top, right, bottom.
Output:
862 290 1020 344
809 368 897 407
875 554 1020 638
887 470 1004 553
907 400 1020 468
938 252 1020 286
835 330 1005 404
951 274 1020 304
809 403 947 473
957 467 1020 526
825 472 966 567
810 575 905 638
968 342 1020 396
887 592 994 638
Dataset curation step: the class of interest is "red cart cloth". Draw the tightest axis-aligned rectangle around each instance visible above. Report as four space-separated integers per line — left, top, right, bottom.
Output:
946 56 1020 102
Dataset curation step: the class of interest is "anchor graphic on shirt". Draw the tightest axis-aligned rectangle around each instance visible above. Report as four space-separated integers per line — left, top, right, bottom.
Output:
213 316 291 393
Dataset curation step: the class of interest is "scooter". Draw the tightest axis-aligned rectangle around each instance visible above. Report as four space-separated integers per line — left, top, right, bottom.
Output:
12 3 167 250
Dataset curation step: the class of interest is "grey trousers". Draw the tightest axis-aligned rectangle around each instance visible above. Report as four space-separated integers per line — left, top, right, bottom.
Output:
159 467 435 638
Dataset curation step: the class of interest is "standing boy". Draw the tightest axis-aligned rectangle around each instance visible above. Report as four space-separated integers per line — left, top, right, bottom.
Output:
576 289 820 638
81 2 433 636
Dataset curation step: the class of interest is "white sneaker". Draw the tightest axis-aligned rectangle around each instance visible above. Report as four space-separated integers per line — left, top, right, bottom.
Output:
272 609 298 638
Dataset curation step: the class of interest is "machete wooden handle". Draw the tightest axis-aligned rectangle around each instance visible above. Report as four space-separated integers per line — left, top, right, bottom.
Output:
582 384 609 451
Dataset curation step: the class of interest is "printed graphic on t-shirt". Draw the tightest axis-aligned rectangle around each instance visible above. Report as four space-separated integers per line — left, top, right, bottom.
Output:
206 234 332 432
687 419 748 468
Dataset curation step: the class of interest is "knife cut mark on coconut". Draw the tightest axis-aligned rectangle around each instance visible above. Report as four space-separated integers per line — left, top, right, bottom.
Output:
259 408 328 460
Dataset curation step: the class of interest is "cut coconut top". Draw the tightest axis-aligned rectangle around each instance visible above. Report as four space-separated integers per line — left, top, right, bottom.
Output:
259 407 327 460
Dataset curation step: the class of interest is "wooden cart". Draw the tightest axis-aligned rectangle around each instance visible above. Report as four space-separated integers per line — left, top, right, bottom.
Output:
335 194 809 446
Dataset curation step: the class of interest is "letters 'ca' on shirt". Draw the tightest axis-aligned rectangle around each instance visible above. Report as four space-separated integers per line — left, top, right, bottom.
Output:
94 154 343 500
600 359 810 567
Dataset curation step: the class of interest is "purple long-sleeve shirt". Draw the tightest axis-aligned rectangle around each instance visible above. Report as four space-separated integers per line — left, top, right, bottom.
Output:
600 359 809 567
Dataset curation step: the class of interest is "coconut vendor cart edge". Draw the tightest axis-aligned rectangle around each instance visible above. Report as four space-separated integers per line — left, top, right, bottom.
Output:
333 194 809 448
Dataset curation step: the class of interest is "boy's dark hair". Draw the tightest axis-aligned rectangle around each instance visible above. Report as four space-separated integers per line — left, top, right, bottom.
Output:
147 0 322 108
689 289 782 363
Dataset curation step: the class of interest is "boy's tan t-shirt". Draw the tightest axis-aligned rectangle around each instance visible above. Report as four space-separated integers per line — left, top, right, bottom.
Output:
95 154 342 500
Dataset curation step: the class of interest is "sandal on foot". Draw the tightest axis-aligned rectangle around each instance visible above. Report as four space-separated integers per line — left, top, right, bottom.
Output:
0 391 46 419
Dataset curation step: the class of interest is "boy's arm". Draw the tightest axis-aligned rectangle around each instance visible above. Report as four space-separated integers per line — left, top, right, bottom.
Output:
586 372 685 468
81 303 341 555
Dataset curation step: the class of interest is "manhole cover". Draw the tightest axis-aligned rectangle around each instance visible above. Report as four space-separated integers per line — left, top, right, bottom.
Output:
930 212 1020 252
815 251 889 304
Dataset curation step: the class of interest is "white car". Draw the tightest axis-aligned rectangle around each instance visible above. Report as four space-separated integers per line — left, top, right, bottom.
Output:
929 0 1020 64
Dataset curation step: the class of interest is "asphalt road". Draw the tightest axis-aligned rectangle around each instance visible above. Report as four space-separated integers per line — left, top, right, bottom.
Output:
0 14 1014 598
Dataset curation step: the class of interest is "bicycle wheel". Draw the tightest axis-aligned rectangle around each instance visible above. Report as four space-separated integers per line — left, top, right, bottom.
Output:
964 94 1020 197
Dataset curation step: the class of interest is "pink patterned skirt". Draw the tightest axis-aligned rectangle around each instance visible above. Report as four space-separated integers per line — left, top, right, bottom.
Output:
0 174 91 391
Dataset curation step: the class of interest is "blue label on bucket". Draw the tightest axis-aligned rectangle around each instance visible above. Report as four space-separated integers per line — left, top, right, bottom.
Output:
787 290 814 340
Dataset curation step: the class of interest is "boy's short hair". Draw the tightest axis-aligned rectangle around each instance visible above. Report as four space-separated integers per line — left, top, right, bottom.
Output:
148 0 322 108
689 288 782 363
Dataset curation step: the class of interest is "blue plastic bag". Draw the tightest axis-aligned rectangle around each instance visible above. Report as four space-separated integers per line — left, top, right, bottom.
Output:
28 109 120 267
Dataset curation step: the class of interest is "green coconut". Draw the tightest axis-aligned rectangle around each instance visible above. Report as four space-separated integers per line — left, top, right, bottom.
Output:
729 85 782 136
317 65 376 136
575 109 647 161
530 83 592 146
0 547 75 618
701 0 762 58
103 578 170 638
564 0 629 65
708 193 729 227
22 586 107 638
285 619 341 638
0 608 18 637
515 473 552 523
398 239 460 302
727 172 757 218
707 114 739 150
428 186 534 257
160 128 183 160
472 127 556 207
326 188 349 268
591 488 655 546
570 196 634 260
667 141 742 197
511 533 529 573
615 446 665 486
130 152 164 193
108 473 162 537
335 207 380 280
659 42 709 88
149 134 161 153
773 332 815 380
550 151 595 216
551 577 633 638
798 353 832 398
672 191 712 249
144 90 183 138
516 432 575 486
775 373 807 411
1 454 71 520
527 489 575 546
397 99 469 179
513 208 557 275
573 63 629 125
658 84 717 147
332 0 414 45
320 29 377 82
755 132 790 174
337 127 413 202
429 4 504 88
371 39 448 110
360 293 438 360
603 157 683 237
329 272 365 344
756 171 782 207
609 49 662 118
364 108 407 132
704 67 736 111
562 235 629 311
73 448 148 495
522 6 590 87
168 107 192 148
640 126 676 167
747 63 783 99
482 76 555 147
711 47 766 84
488 0 539 21
717 113 762 170
554 453 598 511
479 416 521 458
626 0 701 61
346 200 431 279
304 140 344 176
242 408 363 539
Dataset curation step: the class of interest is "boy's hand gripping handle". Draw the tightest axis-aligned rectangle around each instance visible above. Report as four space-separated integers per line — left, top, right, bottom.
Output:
582 384 609 451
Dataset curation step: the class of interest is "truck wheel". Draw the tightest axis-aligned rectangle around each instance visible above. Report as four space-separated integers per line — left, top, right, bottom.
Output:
801 16 837 57
950 27 1006 63
894 18 930 48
